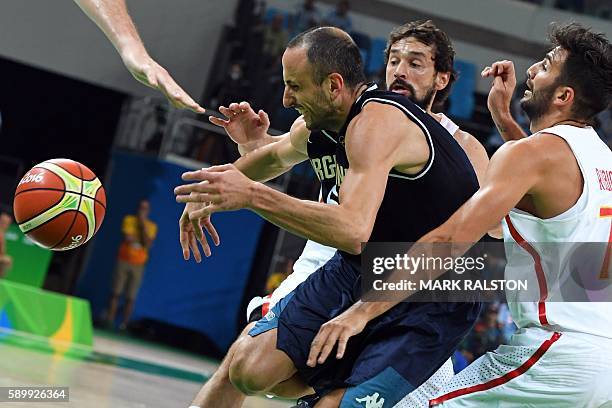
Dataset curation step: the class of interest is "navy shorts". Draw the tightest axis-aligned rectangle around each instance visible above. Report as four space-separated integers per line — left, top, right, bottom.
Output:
249 253 481 406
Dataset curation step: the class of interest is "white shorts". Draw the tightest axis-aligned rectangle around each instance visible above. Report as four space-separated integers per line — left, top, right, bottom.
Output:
394 358 455 408
430 327 612 408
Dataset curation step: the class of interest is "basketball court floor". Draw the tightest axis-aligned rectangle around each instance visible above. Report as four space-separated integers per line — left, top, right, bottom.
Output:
0 328 292 407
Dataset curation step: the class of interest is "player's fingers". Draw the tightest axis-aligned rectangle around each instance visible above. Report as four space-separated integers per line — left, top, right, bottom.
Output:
179 229 190 260
189 206 214 220
180 169 220 182
493 75 506 90
336 332 351 359
175 192 212 203
239 101 251 112
157 73 205 113
209 115 230 128
197 228 211 258
219 106 233 119
202 217 220 246
316 330 339 365
189 233 202 263
228 103 241 115
205 163 235 173
258 110 270 128
481 66 492 77
308 327 331 367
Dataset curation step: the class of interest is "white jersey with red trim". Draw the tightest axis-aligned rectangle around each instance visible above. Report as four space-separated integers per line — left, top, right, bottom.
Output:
502 124 612 338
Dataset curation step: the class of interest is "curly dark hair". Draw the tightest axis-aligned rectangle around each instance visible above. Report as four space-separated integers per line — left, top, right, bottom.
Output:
549 22 612 121
384 20 457 108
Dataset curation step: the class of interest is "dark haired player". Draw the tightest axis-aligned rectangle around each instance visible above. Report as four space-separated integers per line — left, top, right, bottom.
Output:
175 26 482 407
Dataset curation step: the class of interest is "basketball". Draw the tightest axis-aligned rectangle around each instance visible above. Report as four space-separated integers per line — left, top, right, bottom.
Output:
12 158 106 251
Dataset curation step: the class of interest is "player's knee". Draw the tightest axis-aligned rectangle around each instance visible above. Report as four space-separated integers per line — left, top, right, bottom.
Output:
228 336 274 394
228 338 260 394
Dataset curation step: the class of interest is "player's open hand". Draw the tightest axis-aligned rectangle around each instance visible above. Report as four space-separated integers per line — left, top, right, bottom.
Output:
482 60 516 118
174 164 255 218
121 50 205 114
307 307 368 367
209 102 270 149
179 200 220 262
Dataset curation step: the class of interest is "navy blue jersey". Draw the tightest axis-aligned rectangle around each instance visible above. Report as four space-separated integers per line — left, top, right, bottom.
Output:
335 85 479 264
307 129 339 204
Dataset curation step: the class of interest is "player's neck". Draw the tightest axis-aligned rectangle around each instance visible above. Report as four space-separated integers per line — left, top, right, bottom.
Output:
529 112 588 133
330 83 369 132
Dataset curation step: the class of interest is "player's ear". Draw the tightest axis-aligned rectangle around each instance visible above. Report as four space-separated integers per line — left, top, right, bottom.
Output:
435 71 450 92
327 73 344 98
555 86 574 109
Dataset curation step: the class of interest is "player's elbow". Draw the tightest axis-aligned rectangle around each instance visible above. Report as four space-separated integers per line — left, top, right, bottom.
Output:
343 239 364 255
344 226 371 255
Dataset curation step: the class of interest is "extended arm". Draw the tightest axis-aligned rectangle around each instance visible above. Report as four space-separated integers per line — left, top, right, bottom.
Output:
74 0 204 112
175 103 427 254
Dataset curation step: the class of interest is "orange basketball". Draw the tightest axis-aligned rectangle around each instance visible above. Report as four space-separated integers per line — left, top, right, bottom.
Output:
13 159 106 251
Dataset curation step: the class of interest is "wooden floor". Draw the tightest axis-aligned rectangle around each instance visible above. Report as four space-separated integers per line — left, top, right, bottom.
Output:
0 329 292 408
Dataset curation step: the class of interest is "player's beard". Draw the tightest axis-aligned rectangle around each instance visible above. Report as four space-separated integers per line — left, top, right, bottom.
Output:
520 81 558 123
302 90 338 131
388 78 436 110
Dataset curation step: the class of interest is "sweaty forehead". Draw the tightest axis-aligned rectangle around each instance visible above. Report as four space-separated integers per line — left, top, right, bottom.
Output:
390 37 434 58
282 47 313 83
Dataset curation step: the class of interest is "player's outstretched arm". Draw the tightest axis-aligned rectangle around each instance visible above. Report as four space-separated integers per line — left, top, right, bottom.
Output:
482 60 527 141
307 137 547 366
174 102 427 255
74 0 204 113
178 116 308 261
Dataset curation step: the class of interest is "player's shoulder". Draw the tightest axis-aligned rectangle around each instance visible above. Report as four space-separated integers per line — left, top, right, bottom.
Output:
355 100 421 133
493 132 571 171
516 131 572 158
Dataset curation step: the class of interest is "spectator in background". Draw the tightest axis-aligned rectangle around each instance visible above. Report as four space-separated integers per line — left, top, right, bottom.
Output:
262 14 289 68
209 62 252 109
106 199 157 330
324 0 353 32
293 0 322 33
0 212 13 278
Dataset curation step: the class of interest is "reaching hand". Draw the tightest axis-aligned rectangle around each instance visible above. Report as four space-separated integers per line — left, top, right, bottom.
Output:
179 200 220 262
482 60 516 119
174 164 255 219
209 102 270 149
307 307 369 367
121 50 205 114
